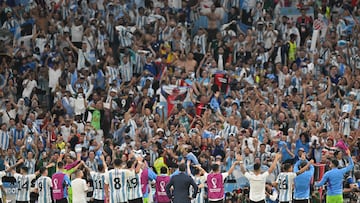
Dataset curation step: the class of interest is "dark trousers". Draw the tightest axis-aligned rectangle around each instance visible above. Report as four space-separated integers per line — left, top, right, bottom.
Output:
16 201 29 203
54 198 68 203
92 200 105 203
294 200 309 203
128 198 143 203
280 202 291 203
250 200 265 203
209 200 224 203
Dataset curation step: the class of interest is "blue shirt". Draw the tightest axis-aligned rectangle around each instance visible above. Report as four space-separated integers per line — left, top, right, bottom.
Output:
295 140 310 154
315 156 354 196
293 160 314 199
186 152 199 165
280 141 293 162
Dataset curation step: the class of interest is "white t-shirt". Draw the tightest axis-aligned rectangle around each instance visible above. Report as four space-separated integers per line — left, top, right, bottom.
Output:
1 109 16 126
35 38 47 54
71 25 84 42
244 171 269 202
48 68 62 89
71 178 88 203
60 125 71 142
22 79 37 98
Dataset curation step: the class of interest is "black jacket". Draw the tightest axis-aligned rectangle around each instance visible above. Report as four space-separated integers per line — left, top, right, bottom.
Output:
165 172 198 203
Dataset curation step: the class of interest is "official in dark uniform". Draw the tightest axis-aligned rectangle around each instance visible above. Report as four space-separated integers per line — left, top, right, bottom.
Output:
165 163 198 203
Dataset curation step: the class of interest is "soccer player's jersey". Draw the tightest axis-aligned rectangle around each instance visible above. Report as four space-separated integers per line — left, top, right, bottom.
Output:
104 168 129 203
14 173 36 201
35 176 52 203
276 172 297 202
127 170 142 201
90 171 106 200
191 175 206 203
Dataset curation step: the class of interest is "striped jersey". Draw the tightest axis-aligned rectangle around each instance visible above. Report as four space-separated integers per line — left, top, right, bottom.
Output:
0 130 9 150
35 176 52 203
127 170 142 200
104 168 129 203
14 173 36 201
10 128 25 145
276 172 297 202
90 171 106 200
191 175 206 203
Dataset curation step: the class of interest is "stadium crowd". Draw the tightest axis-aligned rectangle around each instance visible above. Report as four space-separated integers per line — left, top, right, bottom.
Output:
0 0 360 203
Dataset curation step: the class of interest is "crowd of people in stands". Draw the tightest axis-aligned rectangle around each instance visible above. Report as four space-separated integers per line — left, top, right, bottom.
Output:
0 0 359 202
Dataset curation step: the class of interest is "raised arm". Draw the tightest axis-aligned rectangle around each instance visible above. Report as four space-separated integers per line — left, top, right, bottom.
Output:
296 159 314 175
268 153 281 174
341 150 354 174
65 37 79 53
237 154 246 174
315 172 329 187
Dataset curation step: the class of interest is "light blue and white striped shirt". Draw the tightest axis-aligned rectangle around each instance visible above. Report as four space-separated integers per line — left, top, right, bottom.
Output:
0 130 10 151
36 176 52 203
11 128 25 145
104 168 129 203
119 62 133 83
14 173 36 202
91 171 107 200
127 170 143 200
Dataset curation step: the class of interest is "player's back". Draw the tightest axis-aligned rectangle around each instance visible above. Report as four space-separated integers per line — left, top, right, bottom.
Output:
191 175 206 203
14 173 36 202
127 170 142 201
276 172 296 202
90 171 106 201
36 176 52 203
105 168 129 203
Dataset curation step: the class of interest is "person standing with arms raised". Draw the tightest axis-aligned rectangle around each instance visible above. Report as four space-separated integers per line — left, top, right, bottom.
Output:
239 153 282 203
206 156 240 203
104 158 129 203
71 169 88 203
293 154 315 203
52 161 72 203
165 163 198 203
35 167 53 203
315 149 354 203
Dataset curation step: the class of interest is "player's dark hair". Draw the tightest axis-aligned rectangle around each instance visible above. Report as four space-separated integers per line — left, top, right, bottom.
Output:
160 167 168 174
39 167 47 174
331 159 339 167
98 164 104 172
283 163 292 172
57 161 65 169
178 163 186 172
21 166 29 173
114 158 122 167
211 164 220 172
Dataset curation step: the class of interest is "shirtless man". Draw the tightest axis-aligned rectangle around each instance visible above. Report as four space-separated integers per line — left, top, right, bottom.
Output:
185 53 198 73
201 4 221 43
